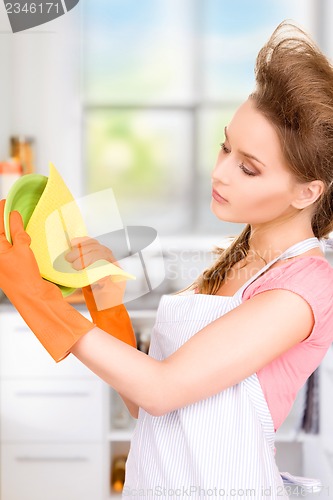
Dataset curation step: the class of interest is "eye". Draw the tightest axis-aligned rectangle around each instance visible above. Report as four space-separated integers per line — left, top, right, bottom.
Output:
220 142 230 154
239 163 257 177
220 142 257 176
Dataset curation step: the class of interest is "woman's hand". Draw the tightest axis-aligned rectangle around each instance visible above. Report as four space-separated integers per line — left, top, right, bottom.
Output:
0 199 55 298
66 236 136 347
0 199 95 362
65 237 126 309
65 236 119 271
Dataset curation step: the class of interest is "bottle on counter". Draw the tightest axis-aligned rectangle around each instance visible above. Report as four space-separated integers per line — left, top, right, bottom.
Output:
137 328 151 354
111 455 127 493
0 158 22 198
10 135 35 174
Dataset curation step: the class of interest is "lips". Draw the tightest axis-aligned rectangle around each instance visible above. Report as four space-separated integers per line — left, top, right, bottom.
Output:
212 189 228 203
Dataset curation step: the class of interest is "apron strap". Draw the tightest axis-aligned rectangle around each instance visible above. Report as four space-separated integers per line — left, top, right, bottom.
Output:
235 237 323 300
279 237 323 260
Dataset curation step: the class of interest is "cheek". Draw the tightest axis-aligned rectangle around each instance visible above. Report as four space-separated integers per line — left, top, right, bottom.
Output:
238 184 293 219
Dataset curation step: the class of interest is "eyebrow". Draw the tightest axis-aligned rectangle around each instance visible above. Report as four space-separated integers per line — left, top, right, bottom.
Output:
224 127 267 167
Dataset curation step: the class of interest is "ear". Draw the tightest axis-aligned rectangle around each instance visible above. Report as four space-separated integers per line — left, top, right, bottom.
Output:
291 180 325 210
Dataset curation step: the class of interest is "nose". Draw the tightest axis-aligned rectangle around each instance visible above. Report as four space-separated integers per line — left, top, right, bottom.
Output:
211 150 232 184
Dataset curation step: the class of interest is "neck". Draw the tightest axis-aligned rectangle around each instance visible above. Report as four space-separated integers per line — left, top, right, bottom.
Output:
247 211 318 263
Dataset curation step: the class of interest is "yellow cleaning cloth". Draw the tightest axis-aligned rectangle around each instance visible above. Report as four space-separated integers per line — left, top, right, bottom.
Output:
26 163 135 288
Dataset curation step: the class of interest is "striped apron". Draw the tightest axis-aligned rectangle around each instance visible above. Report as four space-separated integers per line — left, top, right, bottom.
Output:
123 237 324 499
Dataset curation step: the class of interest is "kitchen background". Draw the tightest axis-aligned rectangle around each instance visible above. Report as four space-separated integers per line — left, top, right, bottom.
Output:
0 1 333 499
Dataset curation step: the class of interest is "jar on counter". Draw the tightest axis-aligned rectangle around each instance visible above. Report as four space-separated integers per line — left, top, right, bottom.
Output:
10 136 35 174
111 455 127 493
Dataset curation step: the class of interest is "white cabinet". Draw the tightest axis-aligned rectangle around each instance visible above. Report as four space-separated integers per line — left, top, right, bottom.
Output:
1 444 105 500
0 307 157 500
0 309 108 500
108 390 136 499
108 311 156 499
1 379 104 443
0 312 94 378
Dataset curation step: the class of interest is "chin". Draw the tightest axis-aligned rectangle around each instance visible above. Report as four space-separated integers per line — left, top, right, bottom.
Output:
210 204 235 223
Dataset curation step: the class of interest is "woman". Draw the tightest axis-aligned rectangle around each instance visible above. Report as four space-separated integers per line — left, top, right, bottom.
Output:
1 20 333 499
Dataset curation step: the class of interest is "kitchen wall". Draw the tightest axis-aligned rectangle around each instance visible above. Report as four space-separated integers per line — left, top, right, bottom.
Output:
2 0 331 239
0 3 83 196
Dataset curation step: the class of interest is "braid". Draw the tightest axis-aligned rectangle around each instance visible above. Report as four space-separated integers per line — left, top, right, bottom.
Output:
185 225 251 295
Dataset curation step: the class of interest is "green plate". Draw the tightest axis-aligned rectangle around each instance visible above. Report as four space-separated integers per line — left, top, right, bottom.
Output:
4 174 76 298
4 174 48 243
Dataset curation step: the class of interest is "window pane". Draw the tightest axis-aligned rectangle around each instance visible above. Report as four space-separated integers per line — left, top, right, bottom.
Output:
82 1 320 237
84 109 193 235
201 0 316 101
82 0 196 104
196 105 246 236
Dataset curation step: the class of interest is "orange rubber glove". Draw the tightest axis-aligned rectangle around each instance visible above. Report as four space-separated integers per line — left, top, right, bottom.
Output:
65 237 136 348
0 199 95 362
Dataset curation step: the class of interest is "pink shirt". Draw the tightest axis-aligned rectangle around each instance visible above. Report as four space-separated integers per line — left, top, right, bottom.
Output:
242 256 333 432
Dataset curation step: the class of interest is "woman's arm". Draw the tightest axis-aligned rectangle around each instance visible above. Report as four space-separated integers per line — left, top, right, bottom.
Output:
119 393 139 419
0 202 314 416
67 237 139 417
72 287 314 416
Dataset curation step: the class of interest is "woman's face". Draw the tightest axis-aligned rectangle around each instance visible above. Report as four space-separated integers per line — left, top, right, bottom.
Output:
211 98 300 225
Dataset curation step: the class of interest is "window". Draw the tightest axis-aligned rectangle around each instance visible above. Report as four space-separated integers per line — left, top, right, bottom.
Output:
82 0 320 237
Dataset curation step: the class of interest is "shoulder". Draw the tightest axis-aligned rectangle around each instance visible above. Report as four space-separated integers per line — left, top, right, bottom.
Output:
243 256 333 297
243 256 333 346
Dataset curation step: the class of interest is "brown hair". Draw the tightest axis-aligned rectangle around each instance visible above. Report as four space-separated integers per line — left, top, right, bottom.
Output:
193 20 333 295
